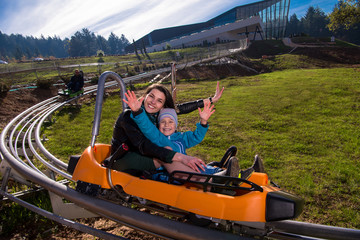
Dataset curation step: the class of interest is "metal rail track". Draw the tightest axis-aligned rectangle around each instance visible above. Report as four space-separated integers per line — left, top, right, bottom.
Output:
1 64 360 239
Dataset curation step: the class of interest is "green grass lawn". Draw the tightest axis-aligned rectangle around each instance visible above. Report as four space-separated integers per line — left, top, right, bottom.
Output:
44 67 360 229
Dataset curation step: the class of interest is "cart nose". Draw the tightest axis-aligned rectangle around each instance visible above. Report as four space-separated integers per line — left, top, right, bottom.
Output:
265 190 304 221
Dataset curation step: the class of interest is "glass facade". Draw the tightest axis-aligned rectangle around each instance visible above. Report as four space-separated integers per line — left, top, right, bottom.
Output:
236 0 290 39
211 0 291 39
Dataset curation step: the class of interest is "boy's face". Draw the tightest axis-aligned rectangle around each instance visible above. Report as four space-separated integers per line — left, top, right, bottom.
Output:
159 117 176 136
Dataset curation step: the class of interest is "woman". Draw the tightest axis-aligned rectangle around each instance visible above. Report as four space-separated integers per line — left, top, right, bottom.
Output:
110 82 225 175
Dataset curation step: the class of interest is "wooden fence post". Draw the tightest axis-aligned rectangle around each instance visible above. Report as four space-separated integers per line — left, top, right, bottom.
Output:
34 69 39 81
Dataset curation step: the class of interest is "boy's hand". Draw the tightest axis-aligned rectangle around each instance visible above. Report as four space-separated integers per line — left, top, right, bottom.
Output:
198 101 215 125
122 90 144 112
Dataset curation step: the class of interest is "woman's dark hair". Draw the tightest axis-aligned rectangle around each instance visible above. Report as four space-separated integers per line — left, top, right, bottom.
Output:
143 84 175 109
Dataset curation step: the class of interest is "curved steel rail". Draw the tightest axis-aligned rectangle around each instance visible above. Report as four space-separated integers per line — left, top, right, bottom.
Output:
1 69 360 240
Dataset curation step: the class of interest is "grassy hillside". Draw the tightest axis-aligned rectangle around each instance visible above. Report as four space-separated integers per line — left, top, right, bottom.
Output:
2 40 360 237
43 67 360 229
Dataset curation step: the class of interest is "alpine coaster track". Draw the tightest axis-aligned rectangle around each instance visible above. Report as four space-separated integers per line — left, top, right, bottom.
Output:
1 69 360 240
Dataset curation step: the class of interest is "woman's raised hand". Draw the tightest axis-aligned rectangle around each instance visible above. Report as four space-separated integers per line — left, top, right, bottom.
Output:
212 81 225 103
198 101 215 125
123 90 144 112
203 81 224 105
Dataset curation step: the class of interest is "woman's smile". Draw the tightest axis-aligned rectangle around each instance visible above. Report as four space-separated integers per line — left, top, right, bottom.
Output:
144 89 165 114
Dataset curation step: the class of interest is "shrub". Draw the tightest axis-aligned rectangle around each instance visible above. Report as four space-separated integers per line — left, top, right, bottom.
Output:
0 81 10 97
127 71 136 77
90 75 99 84
60 74 72 84
36 78 53 89
97 50 105 57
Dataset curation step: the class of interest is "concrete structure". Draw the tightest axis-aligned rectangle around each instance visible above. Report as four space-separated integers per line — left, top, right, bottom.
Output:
126 0 290 53
147 16 263 53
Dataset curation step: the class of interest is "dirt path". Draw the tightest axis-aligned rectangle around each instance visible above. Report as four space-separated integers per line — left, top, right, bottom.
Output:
0 87 60 129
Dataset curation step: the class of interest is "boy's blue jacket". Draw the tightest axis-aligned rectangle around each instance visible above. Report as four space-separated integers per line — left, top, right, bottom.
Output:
131 109 208 154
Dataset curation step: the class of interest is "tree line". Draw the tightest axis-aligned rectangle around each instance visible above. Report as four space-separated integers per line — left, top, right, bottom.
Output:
0 28 130 61
286 1 360 44
67 29 130 58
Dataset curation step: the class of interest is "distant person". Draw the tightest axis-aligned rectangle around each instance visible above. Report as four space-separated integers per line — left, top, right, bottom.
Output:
67 69 84 93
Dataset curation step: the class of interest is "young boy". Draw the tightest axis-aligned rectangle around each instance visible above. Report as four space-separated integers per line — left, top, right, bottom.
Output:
132 106 213 155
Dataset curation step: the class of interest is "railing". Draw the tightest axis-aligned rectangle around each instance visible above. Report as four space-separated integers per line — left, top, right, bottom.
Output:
0 40 249 87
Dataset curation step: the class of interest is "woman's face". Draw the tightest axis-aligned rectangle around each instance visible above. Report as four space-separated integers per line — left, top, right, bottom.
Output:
144 89 166 114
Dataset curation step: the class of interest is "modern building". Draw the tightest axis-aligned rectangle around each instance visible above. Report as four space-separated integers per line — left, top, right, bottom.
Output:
126 0 290 53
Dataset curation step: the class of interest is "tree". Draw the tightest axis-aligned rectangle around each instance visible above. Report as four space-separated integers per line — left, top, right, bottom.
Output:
108 32 120 54
14 47 23 61
328 0 360 31
81 28 97 56
96 35 110 54
25 47 32 59
286 14 301 36
34 47 40 57
108 32 130 55
301 6 330 37
68 32 84 57
68 29 96 57
0 31 9 59
119 34 130 54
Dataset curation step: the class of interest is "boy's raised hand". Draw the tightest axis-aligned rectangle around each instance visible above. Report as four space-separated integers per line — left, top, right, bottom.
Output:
198 101 215 125
122 90 144 112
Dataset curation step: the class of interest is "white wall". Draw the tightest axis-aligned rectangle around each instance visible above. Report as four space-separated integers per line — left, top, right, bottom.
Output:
147 16 264 52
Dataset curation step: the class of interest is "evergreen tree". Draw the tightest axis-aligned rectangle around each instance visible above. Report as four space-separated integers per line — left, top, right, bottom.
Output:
301 6 330 37
108 32 120 55
0 31 9 59
68 32 84 57
81 28 97 56
34 48 40 58
119 34 130 54
25 47 32 59
108 32 130 55
14 47 23 61
286 13 301 36
96 35 110 54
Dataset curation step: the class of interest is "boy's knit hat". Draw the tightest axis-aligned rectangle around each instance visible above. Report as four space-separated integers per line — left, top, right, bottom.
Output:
158 108 178 128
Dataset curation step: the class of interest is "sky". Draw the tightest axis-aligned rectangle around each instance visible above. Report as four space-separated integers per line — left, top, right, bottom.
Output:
0 0 339 41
